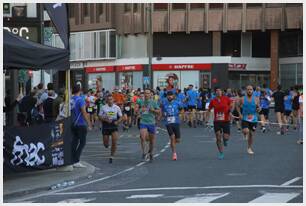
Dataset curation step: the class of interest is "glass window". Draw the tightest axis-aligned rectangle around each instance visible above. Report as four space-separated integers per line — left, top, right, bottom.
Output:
154 3 168 10
298 31 303 56
297 63 303 85
221 32 241 57
99 32 106 58
110 31 116 58
124 4 131 12
83 3 89 17
133 72 143 90
280 64 297 90
83 32 93 59
279 30 301 57
228 3 242 8
70 34 76 60
209 3 223 9
241 32 252 57
172 3 186 10
252 31 270 57
190 3 205 9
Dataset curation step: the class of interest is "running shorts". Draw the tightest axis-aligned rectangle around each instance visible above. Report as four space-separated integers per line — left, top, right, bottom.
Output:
102 128 118 136
166 123 181 139
241 120 257 132
259 108 269 118
213 121 230 134
284 110 292 116
140 123 156 135
275 106 284 114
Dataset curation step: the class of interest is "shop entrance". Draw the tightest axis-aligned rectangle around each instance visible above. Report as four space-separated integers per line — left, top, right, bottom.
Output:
200 72 211 89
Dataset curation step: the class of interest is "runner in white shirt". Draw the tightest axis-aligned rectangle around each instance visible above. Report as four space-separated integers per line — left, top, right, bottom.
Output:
99 95 123 163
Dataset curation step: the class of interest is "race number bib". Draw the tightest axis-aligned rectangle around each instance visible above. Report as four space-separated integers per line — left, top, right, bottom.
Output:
247 114 254 122
125 106 130 111
87 107 93 112
107 111 116 120
167 116 176 124
216 112 225 121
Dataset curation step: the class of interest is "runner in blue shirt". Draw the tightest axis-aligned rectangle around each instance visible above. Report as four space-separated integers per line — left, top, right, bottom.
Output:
161 91 183 161
284 90 293 131
186 84 199 128
259 90 271 133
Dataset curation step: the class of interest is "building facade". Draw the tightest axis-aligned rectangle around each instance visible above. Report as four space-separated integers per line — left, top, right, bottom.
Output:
52 3 303 91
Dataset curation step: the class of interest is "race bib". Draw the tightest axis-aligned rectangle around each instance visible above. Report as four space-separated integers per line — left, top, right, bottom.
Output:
125 106 130 111
167 116 176 124
247 114 254 121
87 107 93 112
205 102 210 110
107 111 116 120
216 112 225 121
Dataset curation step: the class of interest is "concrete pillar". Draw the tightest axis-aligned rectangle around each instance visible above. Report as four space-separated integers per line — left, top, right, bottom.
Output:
270 30 279 90
212 31 221 56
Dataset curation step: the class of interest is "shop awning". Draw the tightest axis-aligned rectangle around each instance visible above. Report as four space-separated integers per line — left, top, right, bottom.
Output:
3 30 70 71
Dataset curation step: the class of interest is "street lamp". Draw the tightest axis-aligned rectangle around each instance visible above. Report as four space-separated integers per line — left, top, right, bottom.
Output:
146 3 153 89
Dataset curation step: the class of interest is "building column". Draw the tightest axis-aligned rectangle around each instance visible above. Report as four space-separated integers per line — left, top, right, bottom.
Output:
270 30 279 90
212 31 221 56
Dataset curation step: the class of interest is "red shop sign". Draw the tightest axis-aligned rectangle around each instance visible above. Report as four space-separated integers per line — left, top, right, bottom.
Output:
152 64 212 71
116 65 143 72
85 66 115 73
228 64 247 70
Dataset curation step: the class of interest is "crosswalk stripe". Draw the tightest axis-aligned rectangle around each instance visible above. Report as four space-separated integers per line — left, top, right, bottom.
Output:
57 198 96 203
126 194 164 199
249 193 300 203
175 193 230 203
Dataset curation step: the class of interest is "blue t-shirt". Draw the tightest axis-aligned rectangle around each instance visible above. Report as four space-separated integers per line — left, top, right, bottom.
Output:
253 91 261 98
162 99 182 125
71 95 87 126
187 89 198 106
197 98 202 109
260 95 270 109
284 95 293 111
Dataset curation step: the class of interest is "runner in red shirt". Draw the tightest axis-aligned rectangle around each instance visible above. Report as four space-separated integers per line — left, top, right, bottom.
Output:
206 87 233 160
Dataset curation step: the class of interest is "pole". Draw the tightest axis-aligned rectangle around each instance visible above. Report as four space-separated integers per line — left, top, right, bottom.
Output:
147 3 153 89
40 3 44 84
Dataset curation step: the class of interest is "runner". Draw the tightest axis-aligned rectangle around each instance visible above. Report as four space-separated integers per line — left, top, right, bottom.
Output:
135 88 160 162
297 91 303 144
186 84 199 128
176 89 187 122
272 85 286 135
86 90 96 128
99 94 123 164
206 87 233 160
161 91 183 160
259 90 271 133
236 85 261 155
284 90 293 131
292 86 300 130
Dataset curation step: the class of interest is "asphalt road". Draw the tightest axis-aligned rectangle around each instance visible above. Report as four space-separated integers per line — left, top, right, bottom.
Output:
9 117 303 203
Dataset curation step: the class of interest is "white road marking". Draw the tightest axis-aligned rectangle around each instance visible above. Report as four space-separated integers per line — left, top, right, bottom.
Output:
136 162 146 167
123 167 135 172
153 154 160 157
160 149 166 152
57 198 96 203
54 185 302 196
249 193 300 203
226 173 247 176
126 194 164 199
281 177 302 186
175 193 229 203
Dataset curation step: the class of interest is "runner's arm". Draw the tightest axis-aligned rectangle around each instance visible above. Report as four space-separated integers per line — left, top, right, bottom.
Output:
81 105 92 129
235 98 243 119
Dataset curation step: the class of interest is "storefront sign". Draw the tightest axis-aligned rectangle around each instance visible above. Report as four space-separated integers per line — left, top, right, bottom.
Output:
152 64 212 71
116 65 143 72
4 118 73 173
85 66 115 73
70 62 84 69
228 63 247 70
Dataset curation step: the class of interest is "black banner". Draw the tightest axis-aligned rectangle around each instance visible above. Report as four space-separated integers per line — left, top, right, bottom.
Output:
4 118 73 173
44 3 69 49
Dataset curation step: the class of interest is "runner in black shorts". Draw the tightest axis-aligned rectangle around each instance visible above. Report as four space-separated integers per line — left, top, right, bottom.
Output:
99 95 122 163
272 85 286 135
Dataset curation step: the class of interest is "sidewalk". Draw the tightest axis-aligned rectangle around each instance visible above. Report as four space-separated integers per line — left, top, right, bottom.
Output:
3 161 95 199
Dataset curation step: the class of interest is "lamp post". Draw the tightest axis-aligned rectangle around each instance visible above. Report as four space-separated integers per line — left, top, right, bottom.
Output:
40 3 44 84
146 3 153 89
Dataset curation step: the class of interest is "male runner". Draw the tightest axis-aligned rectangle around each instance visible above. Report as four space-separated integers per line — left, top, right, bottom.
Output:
259 90 271 133
99 95 123 163
135 88 160 162
186 84 199 128
207 87 233 160
161 91 183 160
236 85 261 155
272 85 286 135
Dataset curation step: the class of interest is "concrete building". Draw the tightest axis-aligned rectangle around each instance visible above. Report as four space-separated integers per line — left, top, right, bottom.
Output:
51 3 303 91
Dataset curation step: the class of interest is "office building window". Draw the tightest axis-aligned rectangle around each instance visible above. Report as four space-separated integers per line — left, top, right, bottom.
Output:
172 3 186 10
133 4 138 12
154 3 168 10
97 4 103 16
279 30 303 57
69 4 75 18
280 63 303 89
82 3 89 17
190 3 205 9
247 3 262 8
252 31 270 57
209 3 223 9
222 32 241 57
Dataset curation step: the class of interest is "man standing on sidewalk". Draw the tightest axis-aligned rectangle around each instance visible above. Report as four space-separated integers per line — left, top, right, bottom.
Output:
71 84 93 168
99 94 123 163
161 91 183 161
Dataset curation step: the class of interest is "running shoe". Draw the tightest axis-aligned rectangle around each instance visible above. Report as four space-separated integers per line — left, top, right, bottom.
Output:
149 154 153 163
297 139 303 144
277 131 281 135
247 148 254 155
172 153 177 161
262 127 266 133
109 157 113 164
218 152 224 160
